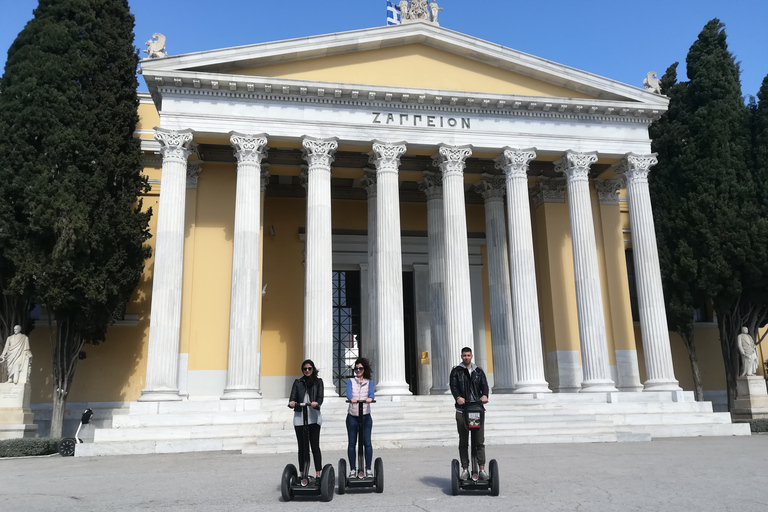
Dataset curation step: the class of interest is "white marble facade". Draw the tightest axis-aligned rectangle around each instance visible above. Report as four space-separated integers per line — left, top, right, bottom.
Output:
137 22 678 399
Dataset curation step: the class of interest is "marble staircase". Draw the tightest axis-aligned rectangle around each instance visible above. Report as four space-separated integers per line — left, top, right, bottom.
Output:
74 391 750 457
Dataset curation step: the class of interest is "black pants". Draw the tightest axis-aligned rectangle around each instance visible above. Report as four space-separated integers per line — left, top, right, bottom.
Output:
295 424 322 472
456 411 485 469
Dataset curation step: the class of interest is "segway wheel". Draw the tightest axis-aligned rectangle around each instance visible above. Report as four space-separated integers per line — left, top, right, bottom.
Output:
320 464 335 502
337 459 347 494
489 459 500 497
280 463 297 502
58 438 76 457
374 457 384 493
451 459 460 496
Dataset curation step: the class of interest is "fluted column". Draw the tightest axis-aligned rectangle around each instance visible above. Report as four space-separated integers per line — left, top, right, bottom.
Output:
360 169 379 380
419 172 450 394
555 151 617 392
222 133 268 400
615 154 681 391
475 175 517 393
371 141 411 395
140 127 194 402
494 148 550 393
433 145 474 368
302 136 338 393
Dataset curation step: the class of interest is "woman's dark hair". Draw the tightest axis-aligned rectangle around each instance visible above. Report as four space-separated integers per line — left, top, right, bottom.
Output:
301 359 319 383
353 357 372 381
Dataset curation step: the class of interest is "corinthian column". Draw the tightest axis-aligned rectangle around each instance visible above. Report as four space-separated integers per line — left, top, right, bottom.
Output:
140 127 194 402
494 148 550 393
433 145 474 368
222 132 268 400
370 141 411 395
555 151 617 392
360 169 379 378
302 136 338 393
474 175 517 393
419 172 450 394
615 154 681 391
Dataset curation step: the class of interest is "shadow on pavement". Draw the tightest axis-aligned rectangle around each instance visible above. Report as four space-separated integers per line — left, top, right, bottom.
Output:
420 475 452 495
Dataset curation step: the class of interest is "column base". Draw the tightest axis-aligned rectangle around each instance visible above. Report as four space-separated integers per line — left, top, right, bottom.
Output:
376 382 412 396
491 385 517 394
580 380 618 393
513 381 552 393
138 389 182 402
221 389 263 400
642 378 682 392
429 386 451 395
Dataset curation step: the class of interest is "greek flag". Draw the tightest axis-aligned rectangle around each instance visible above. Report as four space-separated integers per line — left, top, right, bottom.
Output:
387 1 401 25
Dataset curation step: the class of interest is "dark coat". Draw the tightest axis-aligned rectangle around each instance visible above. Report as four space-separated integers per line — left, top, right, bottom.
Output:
449 364 489 410
289 376 325 410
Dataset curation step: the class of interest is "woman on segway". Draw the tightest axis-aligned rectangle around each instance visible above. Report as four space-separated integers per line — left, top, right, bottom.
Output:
288 359 325 478
345 357 375 478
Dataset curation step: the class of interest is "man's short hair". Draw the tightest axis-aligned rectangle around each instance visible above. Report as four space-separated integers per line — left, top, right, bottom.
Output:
461 346 472 354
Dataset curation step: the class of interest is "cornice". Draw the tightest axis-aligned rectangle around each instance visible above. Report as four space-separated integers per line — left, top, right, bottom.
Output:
148 79 661 124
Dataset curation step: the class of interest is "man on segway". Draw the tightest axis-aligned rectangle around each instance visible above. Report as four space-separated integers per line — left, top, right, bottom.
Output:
449 346 489 481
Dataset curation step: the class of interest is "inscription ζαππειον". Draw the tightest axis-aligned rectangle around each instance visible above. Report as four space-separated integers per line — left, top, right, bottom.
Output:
372 112 470 129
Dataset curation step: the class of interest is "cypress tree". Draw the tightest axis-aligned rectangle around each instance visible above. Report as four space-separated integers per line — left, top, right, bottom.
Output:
650 19 768 410
0 0 151 436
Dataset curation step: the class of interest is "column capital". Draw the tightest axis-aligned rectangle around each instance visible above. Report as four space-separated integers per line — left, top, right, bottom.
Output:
554 151 598 182
370 141 406 176
302 136 338 170
229 132 268 165
614 153 658 184
418 170 443 199
260 163 271 192
186 161 203 189
529 177 566 208
154 127 195 161
360 167 378 198
494 147 537 178
594 178 623 205
474 174 506 203
432 144 472 178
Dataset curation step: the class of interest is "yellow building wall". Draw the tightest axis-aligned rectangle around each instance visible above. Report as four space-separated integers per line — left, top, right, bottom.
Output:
232 44 596 100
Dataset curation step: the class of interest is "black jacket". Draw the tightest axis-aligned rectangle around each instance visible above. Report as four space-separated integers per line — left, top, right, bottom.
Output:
449 364 489 410
289 376 324 410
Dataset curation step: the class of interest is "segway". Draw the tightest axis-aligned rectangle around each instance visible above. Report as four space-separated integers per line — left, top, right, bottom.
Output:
451 401 499 496
58 408 94 457
337 400 383 494
280 403 335 502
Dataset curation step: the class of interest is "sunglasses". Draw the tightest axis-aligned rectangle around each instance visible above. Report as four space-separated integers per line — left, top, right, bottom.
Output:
303 367 313 372
354 366 364 371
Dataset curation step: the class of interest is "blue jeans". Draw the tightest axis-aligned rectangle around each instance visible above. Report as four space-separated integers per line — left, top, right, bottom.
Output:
346 413 372 470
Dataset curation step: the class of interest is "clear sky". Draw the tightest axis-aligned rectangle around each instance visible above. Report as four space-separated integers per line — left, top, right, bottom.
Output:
1 0 766 97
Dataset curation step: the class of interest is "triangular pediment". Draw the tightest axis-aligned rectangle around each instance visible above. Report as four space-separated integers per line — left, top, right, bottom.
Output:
141 22 667 110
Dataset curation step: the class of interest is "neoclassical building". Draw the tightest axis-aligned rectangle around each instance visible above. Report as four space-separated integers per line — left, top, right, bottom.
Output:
25 17 764 441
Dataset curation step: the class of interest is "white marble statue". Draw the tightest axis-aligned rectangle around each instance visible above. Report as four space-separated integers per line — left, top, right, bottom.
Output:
0 325 32 385
429 2 443 23
737 326 759 377
399 1 409 20
643 71 662 94
144 33 167 59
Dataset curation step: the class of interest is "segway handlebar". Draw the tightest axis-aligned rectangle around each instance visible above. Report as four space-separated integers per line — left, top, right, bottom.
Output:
345 399 376 403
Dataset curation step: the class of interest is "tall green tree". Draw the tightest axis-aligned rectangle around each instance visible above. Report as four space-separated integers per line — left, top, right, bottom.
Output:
0 0 151 436
650 19 768 410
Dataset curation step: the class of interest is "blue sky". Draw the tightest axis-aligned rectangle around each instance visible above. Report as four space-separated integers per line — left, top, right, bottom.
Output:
1 1 766 97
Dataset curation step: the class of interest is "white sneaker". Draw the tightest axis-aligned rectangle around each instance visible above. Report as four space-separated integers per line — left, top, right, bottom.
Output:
366 469 374 477
478 469 489 481
349 469 356 478
460 468 469 480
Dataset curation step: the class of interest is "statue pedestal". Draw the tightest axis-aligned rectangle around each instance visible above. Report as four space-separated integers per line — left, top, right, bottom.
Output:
732 376 768 420
0 382 37 440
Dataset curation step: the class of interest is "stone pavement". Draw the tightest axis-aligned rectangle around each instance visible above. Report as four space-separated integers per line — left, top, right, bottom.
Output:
2 436 767 511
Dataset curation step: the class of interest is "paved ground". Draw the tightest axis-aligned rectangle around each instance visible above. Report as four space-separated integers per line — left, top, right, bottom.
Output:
2 436 767 511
